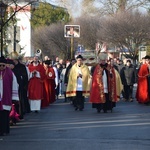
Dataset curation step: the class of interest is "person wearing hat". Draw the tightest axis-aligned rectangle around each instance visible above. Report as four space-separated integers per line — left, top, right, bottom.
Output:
28 56 45 113
66 55 91 111
7 59 15 69
136 55 150 104
41 60 56 108
120 59 136 102
89 53 123 113
0 56 19 136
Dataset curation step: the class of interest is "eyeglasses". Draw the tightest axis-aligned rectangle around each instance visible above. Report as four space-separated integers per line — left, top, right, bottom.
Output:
0 64 5 67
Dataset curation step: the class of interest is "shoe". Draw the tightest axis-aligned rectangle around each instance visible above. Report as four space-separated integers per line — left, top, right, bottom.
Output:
97 109 101 113
35 111 38 113
79 108 83 111
19 116 24 120
129 98 133 102
103 110 107 113
64 99 67 102
75 107 78 111
0 133 4 136
145 102 150 105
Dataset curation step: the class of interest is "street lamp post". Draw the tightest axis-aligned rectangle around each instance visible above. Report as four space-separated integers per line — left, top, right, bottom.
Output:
0 1 7 57
13 25 17 52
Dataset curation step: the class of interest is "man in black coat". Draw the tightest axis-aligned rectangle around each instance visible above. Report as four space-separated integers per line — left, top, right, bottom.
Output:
12 58 30 119
120 59 136 102
64 59 76 103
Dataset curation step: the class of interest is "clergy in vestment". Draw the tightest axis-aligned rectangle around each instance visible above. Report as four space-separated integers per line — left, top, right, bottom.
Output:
89 53 122 113
0 56 19 136
28 56 45 112
42 60 56 108
136 55 150 104
66 55 91 111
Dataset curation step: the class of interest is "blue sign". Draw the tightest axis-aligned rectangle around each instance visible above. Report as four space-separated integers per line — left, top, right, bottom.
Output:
77 45 85 53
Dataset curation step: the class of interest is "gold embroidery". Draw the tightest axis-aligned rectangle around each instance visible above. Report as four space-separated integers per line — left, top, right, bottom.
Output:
96 65 105 103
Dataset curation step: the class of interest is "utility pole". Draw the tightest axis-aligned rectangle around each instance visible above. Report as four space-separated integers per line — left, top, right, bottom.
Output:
13 25 16 52
70 35 74 59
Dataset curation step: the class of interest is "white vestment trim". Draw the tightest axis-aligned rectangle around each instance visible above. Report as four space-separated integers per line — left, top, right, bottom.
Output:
103 70 108 93
0 72 3 101
3 105 11 111
12 73 19 101
29 100 41 111
76 68 82 91
53 67 58 88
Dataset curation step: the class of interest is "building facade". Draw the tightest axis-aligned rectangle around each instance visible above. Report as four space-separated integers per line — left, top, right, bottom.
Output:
7 1 39 57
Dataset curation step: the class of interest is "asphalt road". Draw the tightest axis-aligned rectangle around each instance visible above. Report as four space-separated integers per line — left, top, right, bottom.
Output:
1 86 150 150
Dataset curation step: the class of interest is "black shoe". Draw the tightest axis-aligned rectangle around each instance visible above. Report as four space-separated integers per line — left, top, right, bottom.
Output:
35 111 38 113
64 100 67 102
75 107 78 111
97 109 101 113
129 98 133 102
79 108 83 111
103 110 107 113
0 133 4 136
19 116 24 120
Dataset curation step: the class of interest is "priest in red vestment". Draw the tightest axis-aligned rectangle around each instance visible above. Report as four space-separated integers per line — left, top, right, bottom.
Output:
42 60 56 108
136 55 150 104
89 53 122 113
28 56 45 112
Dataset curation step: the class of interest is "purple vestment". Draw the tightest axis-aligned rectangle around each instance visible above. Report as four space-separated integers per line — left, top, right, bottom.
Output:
0 67 13 110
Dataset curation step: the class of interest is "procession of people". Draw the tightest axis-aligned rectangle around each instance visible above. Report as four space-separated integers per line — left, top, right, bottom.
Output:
0 51 150 136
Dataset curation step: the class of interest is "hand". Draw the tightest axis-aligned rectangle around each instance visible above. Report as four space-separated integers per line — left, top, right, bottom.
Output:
78 73 82 78
33 70 37 74
55 84 58 89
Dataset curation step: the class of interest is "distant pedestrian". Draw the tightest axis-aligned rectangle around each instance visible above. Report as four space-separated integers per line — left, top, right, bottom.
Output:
120 60 136 102
60 64 67 102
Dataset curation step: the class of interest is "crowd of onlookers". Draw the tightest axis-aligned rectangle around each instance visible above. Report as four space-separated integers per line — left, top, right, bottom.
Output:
0 53 150 136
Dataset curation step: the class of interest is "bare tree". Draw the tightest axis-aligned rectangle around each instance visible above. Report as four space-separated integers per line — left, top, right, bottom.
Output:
32 23 70 59
74 16 100 50
81 0 150 16
97 11 150 63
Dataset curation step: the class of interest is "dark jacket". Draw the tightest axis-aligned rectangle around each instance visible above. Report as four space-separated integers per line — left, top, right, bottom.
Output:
64 63 72 84
116 64 124 74
120 64 136 85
